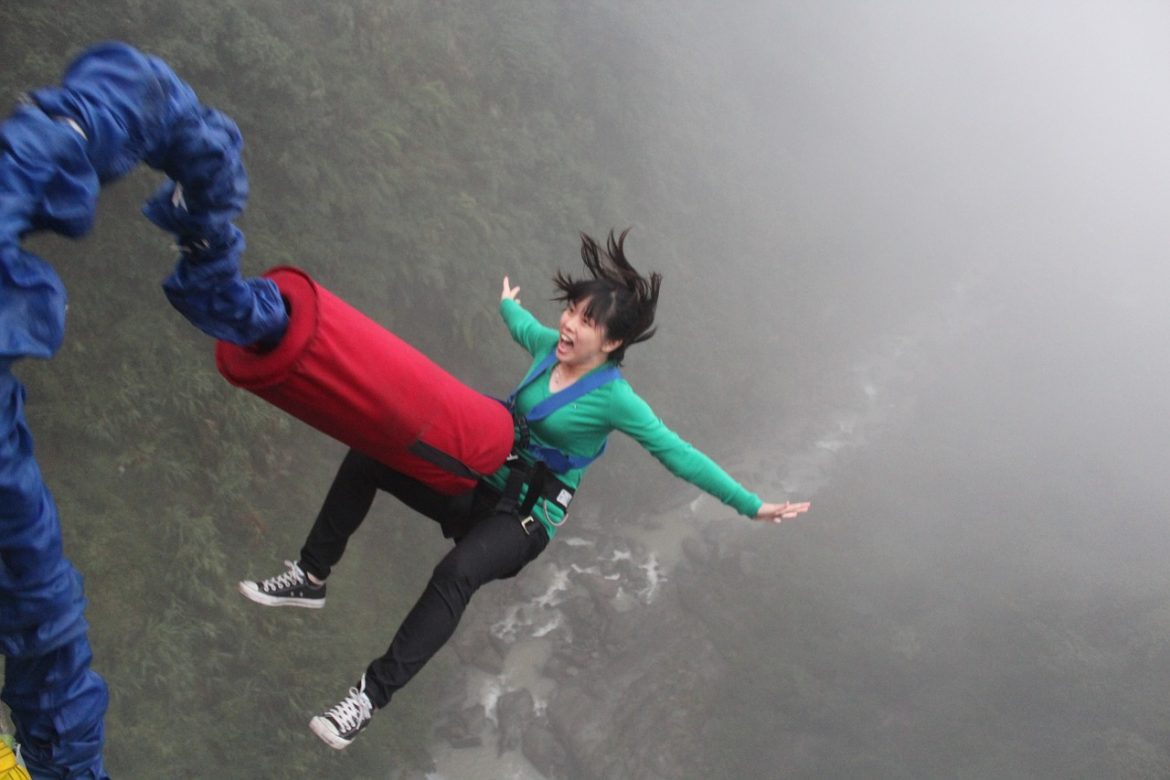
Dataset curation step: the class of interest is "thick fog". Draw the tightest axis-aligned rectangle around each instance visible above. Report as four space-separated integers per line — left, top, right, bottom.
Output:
676 2 1170 777
690 2 1170 514
716 1 1170 574
5 1 1170 778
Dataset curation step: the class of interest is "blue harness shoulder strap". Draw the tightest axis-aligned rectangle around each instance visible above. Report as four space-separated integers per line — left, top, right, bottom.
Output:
505 350 621 473
505 350 558 409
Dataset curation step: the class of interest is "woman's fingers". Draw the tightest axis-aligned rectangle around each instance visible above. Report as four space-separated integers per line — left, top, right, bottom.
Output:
501 276 520 301
757 500 811 522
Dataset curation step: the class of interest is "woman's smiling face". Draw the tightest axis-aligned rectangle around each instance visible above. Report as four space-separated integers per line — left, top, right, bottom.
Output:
556 297 621 368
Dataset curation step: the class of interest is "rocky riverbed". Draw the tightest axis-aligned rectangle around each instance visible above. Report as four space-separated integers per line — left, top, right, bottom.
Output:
415 505 756 780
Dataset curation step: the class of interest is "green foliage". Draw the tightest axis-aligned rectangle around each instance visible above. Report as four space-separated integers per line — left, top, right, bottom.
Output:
6 3 1170 779
1 1 823 776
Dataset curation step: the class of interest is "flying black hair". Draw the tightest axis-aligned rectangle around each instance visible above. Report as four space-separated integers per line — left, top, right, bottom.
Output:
552 228 663 366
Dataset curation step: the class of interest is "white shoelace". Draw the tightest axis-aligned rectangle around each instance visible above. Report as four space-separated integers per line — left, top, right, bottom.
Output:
260 560 305 593
324 686 372 733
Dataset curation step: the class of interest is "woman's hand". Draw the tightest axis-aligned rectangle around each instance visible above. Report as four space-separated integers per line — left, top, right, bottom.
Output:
754 501 811 524
501 276 521 303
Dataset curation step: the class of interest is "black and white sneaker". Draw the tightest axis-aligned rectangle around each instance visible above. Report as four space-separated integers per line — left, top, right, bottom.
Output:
310 674 374 750
237 560 325 608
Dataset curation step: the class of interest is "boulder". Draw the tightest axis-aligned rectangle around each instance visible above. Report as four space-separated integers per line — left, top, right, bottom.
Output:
522 723 572 780
496 688 536 756
436 703 488 749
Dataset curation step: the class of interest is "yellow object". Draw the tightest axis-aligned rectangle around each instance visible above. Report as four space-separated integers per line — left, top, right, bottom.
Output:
0 737 30 780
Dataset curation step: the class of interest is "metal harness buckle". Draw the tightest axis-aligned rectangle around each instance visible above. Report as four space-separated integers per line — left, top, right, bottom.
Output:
519 515 539 535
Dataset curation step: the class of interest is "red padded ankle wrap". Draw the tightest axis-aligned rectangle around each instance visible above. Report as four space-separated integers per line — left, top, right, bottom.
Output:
215 266 513 494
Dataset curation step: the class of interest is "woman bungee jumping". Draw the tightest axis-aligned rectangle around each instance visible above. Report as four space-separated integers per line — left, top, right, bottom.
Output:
237 229 810 749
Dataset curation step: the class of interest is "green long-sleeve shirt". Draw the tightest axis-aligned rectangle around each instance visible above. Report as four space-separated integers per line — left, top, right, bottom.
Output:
482 298 762 538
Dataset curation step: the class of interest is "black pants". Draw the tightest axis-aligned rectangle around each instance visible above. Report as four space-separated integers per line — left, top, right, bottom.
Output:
299 449 549 709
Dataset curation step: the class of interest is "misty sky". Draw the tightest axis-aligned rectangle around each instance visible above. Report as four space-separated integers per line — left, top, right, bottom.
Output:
684 8 1170 777
668 0 1170 462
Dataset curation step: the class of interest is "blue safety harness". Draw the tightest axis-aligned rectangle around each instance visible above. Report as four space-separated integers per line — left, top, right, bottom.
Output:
497 350 621 530
409 349 620 531
505 350 622 473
